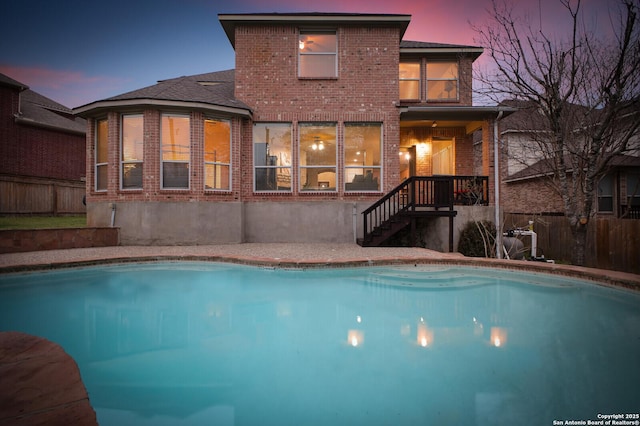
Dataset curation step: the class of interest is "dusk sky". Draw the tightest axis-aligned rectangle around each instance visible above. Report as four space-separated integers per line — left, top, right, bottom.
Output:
0 0 623 108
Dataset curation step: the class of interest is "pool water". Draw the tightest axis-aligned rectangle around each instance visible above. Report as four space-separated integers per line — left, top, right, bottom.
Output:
1 263 639 426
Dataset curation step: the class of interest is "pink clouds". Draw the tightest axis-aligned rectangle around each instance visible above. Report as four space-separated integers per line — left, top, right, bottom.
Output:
0 65 129 108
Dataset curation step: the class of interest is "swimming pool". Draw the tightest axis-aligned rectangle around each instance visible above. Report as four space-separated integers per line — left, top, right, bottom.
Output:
1 262 639 425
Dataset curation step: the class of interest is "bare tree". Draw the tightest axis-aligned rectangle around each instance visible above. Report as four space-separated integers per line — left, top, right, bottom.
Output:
474 0 640 265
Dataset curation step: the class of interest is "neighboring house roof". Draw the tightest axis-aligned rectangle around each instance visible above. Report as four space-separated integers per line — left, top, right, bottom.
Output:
0 73 28 90
74 69 251 118
219 13 411 47
0 72 86 135
505 154 640 182
400 40 483 60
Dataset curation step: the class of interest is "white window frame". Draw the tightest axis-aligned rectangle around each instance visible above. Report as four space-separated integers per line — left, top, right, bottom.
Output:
204 118 232 192
298 123 337 192
253 123 293 192
161 113 191 190
120 114 144 190
344 123 383 192
298 30 338 78
95 118 108 192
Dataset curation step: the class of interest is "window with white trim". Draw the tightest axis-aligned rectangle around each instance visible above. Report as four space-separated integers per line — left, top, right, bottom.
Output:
298 31 337 78
427 62 458 101
204 119 231 191
121 114 143 189
161 114 190 189
344 123 382 192
95 119 108 191
253 123 292 192
299 123 337 191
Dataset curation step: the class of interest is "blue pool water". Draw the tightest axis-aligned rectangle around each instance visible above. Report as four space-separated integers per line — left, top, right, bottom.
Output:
1 262 639 426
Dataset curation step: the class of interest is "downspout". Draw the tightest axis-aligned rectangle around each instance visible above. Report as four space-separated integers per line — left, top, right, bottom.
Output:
494 111 504 259
352 203 358 243
110 203 116 227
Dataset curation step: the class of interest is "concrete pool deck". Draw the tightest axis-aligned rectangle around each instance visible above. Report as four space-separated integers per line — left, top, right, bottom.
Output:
1 243 639 426
1 243 639 289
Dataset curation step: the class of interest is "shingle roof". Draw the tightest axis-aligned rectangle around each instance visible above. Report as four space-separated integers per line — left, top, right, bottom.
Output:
0 73 28 90
77 69 250 116
0 72 86 134
18 90 86 134
505 154 640 182
400 40 482 50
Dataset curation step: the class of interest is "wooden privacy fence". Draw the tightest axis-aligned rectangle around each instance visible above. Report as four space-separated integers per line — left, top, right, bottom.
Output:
0 176 86 215
504 213 640 275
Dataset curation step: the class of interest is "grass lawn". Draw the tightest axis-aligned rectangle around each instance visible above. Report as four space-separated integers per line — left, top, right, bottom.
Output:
0 215 87 230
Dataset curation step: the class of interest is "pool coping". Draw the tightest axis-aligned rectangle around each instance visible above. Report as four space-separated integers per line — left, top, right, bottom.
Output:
1 244 639 292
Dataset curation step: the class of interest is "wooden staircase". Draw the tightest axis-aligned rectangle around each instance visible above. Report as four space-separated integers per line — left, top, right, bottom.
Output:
357 176 460 250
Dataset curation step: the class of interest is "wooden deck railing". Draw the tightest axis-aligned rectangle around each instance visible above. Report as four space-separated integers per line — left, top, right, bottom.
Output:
361 175 488 246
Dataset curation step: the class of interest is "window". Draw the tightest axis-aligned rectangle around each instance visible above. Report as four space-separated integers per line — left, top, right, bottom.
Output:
121 115 143 189
627 172 640 208
344 123 382 192
161 114 190 189
95 119 108 191
253 123 292 192
204 119 231 190
299 123 337 191
298 31 337 78
427 62 458 101
598 174 614 213
399 62 420 100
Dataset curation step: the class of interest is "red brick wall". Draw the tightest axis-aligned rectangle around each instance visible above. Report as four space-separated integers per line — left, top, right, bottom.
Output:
234 24 402 199
0 85 85 181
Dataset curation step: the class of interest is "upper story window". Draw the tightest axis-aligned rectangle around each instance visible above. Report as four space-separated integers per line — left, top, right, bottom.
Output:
426 62 458 101
95 119 108 192
121 114 143 190
161 114 190 189
253 123 292 192
204 119 231 191
399 62 420 100
298 31 337 78
299 123 337 191
598 173 614 213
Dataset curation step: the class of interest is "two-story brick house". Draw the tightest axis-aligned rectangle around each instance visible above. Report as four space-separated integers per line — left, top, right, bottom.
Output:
74 13 513 249
1 73 86 215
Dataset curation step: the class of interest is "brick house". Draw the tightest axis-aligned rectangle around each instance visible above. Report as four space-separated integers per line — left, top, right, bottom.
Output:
0 73 86 215
74 13 514 249
498 100 640 219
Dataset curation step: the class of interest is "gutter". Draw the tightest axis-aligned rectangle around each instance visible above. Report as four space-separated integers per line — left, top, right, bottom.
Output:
494 110 504 259
14 115 86 136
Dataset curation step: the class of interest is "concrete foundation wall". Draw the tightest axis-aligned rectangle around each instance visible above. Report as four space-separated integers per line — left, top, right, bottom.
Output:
244 201 371 243
419 206 496 252
88 201 373 245
88 201 243 245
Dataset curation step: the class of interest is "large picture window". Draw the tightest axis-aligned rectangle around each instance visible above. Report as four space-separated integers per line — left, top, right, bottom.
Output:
205 119 231 191
299 123 337 191
344 123 382 192
427 62 458 101
253 123 292 192
161 114 190 189
298 31 337 78
95 119 108 191
121 114 143 189
399 62 420 100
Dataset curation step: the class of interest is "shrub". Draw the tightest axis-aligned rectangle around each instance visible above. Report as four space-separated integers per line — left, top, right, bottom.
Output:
458 220 497 257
